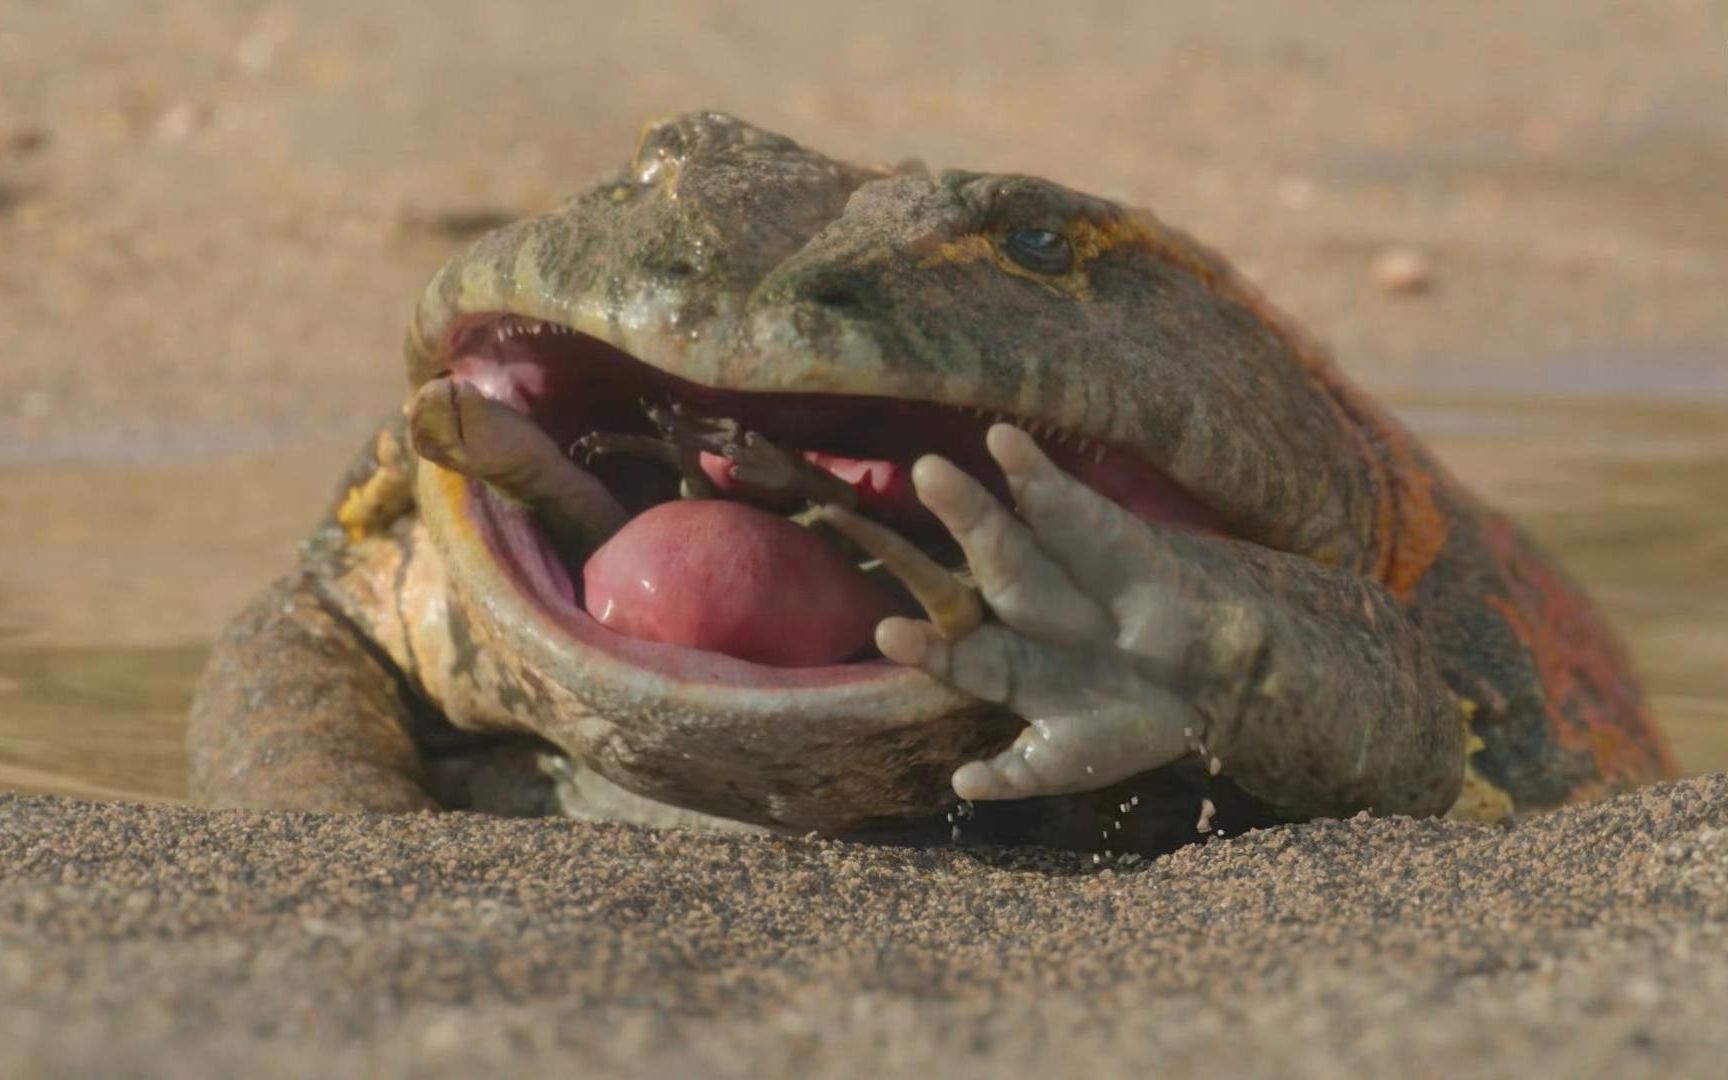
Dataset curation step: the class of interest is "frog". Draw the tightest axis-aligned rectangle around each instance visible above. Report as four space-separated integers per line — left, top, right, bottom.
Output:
187 111 1672 853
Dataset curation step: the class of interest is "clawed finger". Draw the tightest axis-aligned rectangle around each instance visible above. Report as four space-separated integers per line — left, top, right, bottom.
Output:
984 423 1201 660
909 452 1115 644
984 424 1150 600
951 697 1196 801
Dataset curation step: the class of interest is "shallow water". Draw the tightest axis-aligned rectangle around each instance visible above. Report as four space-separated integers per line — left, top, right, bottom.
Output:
0 644 203 802
1413 390 1726 768
0 386 1722 805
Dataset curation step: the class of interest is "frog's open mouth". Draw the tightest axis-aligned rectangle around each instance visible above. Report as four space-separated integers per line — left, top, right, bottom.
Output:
419 314 1228 689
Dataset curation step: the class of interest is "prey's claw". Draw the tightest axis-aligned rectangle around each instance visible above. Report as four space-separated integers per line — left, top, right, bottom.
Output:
644 400 737 442
573 432 685 468
591 403 857 508
727 432 858 507
573 431 718 497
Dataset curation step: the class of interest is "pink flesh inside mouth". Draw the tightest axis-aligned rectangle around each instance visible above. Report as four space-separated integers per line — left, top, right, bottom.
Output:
445 316 1230 689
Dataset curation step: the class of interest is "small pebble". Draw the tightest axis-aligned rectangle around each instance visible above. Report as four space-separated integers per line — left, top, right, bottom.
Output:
1196 798 1218 833
3 126 49 156
1275 175 1316 210
235 31 278 74
154 103 203 143
19 390 51 418
1372 246 1434 295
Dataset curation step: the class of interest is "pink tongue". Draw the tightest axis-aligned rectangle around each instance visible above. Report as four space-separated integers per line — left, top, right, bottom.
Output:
582 499 898 667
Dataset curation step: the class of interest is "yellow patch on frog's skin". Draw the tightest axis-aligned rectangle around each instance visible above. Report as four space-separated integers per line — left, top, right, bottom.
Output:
508 235 550 311
916 217 1162 300
457 253 506 314
1067 217 1149 264
1446 698 1516 823
336 428 415 542
631 116 685 188
421 461 481 543
916 233 991 268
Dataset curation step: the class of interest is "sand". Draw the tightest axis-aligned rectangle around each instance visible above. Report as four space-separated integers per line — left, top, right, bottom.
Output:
5 778 1727 1077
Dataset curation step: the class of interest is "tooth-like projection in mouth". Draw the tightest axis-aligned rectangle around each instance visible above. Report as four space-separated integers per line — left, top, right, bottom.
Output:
421 315 1230 683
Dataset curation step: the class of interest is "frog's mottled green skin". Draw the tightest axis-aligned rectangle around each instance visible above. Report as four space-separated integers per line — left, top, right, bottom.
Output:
187 113 1671 852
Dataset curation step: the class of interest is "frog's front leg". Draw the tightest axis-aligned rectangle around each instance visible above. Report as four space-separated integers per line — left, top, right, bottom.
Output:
880 425 1465 821
187 571 440 812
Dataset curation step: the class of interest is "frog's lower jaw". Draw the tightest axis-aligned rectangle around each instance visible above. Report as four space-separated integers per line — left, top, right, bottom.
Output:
411 313 1231 829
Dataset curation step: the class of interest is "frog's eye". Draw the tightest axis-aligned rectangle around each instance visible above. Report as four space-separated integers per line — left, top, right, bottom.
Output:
1001 228 1074 275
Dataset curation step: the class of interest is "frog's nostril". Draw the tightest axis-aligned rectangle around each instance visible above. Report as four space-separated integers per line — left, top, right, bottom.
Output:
808 282 864 310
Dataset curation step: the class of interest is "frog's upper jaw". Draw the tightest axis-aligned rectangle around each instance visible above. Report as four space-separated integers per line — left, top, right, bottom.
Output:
408 112 1382 573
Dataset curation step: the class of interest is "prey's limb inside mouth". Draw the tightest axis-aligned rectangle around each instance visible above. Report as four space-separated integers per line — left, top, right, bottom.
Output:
407 376 629 562
415 372 979 668
576 400 861 511
414 314 1222 671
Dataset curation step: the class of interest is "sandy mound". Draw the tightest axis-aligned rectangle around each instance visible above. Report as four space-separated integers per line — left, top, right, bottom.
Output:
4 775 1726 1077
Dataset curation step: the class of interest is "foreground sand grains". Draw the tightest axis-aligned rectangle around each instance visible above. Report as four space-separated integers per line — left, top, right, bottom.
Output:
3 775 1727 1077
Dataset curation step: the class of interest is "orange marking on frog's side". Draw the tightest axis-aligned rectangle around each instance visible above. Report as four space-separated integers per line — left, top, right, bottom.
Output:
1480 515 1674 793
1150 220 1454 592
1136 216 1671 803
1336 395 1453 601
335 428 415 542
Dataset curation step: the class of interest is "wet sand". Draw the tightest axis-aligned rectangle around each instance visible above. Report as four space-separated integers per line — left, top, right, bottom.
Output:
6 776 1728 1076
3 1 1727 1073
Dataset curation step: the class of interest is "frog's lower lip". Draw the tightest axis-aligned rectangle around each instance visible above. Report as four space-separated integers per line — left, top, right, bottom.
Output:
430 313 1228 685
420 437 1014 830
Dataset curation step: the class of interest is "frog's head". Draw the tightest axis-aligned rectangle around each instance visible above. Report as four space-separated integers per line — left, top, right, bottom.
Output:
403 112 1391 830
